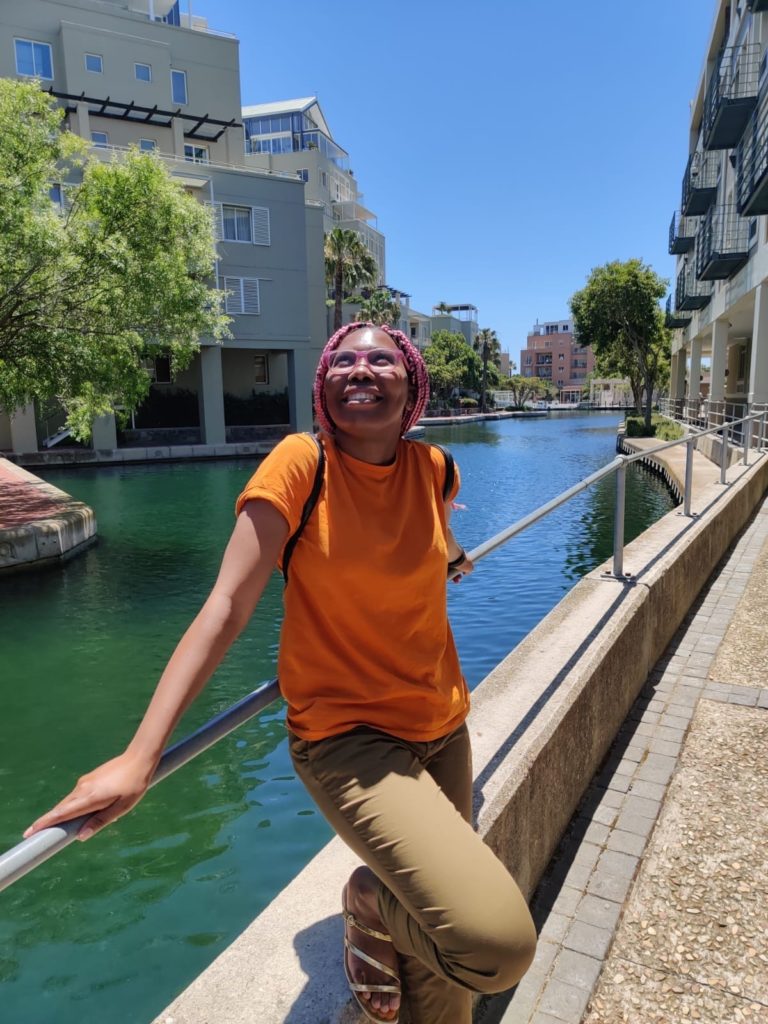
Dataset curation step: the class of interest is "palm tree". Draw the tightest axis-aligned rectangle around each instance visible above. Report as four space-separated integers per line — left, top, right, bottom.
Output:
324 228 378 331
358 288 401 327
473 328 502 413
433 301 452 315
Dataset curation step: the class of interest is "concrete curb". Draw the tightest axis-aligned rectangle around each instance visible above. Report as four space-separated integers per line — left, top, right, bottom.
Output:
153 453 768 1024
0 459 97 573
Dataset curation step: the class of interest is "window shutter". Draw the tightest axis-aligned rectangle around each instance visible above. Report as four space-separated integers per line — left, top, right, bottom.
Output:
223 277 242 314
251 206 271 246
242 278 260 314
206 201 223 242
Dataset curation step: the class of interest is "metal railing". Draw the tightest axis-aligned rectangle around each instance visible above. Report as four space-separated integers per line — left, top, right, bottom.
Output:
2 410 766 893
695 204 751 279
681 151 719 215
669 210 697 255
703 44 760 150
676 261 713 310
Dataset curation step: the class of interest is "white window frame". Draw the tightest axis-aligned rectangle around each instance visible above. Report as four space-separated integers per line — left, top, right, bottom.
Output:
139 138 157 152
224 277 261 315
135 62 152 83
170 68 188 105
90 131 109 148
184 143 209 164
14 38 54 79
84 53 103 74
297 168 309 182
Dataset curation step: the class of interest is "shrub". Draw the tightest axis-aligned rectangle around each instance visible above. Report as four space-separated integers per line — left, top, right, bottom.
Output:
625 414 684 441
459 397 478 408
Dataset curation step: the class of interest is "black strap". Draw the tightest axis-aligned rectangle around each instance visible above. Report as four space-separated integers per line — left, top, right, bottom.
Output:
430 443 455 501
282 434 325 582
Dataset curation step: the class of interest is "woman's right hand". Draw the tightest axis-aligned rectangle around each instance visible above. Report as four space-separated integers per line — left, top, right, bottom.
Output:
23 751 157 842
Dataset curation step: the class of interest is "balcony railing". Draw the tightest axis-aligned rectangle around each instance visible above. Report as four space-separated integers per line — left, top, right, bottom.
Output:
669 211 697 254
695 204 751 280
747 0 768 12
681 151 719 215
676 263 712 310
703 44 760 150
665 294 691 329
736 88 768 216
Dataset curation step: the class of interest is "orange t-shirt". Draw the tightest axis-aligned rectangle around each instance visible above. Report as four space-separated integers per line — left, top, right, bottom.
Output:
235 433 469 741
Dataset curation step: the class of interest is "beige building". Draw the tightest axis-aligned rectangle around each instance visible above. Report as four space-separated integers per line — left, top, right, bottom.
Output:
0 0 325 454
666 0 768 424
520 320 595 403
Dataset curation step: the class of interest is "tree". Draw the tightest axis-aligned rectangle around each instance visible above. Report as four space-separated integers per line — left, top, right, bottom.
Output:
570 259 672 432
502 376 554 410
473 327 502 412
324 228 377 331
422 331 482 405
0 79 229 439
357 288 401 326
433 301 452 315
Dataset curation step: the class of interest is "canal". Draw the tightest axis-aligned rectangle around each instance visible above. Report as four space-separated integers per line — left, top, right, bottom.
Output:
0 412 675 1024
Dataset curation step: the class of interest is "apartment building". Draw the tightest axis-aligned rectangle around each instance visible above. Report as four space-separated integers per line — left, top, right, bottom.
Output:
519 320 595 402
429 304 479 347
666 0 768 419
0 0 325 454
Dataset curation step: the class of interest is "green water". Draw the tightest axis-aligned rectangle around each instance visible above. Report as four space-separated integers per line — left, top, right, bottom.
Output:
0 413 674 1023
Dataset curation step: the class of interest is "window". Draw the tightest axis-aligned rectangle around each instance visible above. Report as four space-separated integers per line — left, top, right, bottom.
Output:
562 324 569 332
297 168 309 182
224 277 260 315
135 62 152 82
84 53 102 73
321 171 328 188
154 356 172 384
253 354 269 384
15 39 53 79
222 205 252 242
171 69 187 104
184 143 208 163
139 139 156 152
91 131 108 148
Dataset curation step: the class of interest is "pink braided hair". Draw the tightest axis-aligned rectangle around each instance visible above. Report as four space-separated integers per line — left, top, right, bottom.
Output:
313 321 430 436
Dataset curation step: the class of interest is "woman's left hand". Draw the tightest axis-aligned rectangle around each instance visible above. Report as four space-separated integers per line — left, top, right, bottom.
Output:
447 550 474 583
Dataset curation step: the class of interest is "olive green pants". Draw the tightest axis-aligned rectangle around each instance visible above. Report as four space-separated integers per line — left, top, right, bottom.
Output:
289 723 537 1024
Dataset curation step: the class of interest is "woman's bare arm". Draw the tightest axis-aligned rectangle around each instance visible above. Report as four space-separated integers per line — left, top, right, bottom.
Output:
24 499 288 841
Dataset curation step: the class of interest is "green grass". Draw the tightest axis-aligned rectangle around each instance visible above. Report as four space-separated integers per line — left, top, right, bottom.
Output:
625 413 684 441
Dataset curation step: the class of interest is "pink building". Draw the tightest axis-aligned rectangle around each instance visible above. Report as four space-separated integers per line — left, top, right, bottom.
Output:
519 319 595 403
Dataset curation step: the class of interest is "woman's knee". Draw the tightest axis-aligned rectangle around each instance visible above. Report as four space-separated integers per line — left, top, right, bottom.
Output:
441 907 538 994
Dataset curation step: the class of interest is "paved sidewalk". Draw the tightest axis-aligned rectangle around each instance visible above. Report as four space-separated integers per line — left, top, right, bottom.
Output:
486 495 768 1024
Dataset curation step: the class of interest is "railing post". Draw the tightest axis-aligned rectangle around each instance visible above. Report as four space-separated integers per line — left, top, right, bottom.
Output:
762 411 767 450
720 423 729 484
613 462 626 578
743 416 751 466
684 438 695 516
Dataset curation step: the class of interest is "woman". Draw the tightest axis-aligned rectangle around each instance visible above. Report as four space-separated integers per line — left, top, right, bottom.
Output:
25 323 536 1023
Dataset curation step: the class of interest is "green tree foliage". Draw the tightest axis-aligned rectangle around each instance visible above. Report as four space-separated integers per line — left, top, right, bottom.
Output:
473 327 502 412
501 376 554 410
0 79 229 439
324 227 377 331
570 259 671 431
422 330 483 403
357 288 401 326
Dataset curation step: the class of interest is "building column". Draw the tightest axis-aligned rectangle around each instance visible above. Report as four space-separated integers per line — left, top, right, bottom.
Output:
10 404 38 454
199 346 226 445
172 116 185 160
671 349 687 400
749 282 768 405
688 337 703 399
709 319 728 403
287 347 315 433
91 413 117 450
74 101 91 141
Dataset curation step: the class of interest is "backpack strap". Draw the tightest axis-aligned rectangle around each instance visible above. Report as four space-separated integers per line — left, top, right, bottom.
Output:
430 443 455 501
282 433 325 583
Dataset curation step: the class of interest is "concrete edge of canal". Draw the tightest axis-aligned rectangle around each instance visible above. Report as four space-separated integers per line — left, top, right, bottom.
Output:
152 450 768 1024
0 458 97 574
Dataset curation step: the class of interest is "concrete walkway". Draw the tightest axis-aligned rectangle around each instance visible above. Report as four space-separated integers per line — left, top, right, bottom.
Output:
489 494 768 1024
0 457 96 572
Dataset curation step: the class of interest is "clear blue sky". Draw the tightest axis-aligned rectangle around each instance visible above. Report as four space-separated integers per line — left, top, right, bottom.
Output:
193 0 713 360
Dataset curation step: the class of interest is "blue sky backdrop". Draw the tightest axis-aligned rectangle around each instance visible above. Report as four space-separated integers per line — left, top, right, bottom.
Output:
194 0 714 360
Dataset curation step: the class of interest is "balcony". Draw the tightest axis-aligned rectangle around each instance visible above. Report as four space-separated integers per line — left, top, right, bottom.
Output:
675 264 712 311
695 204 750 280
736 90 768 215
703 45 760 150
669 211 697 254
747 0 768 11
681 151 719 215
665 294 691 329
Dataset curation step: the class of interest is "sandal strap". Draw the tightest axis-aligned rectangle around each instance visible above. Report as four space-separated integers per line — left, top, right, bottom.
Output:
342 909 393 943
347 981 402 995
345 937 400 982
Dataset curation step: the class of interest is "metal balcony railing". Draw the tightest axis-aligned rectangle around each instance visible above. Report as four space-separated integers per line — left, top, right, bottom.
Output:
695 204 751 280
676 263 713 310
681 151 719 215
665 294 691 329
703 44 760 150
736 88 768 216
669 211 697 254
